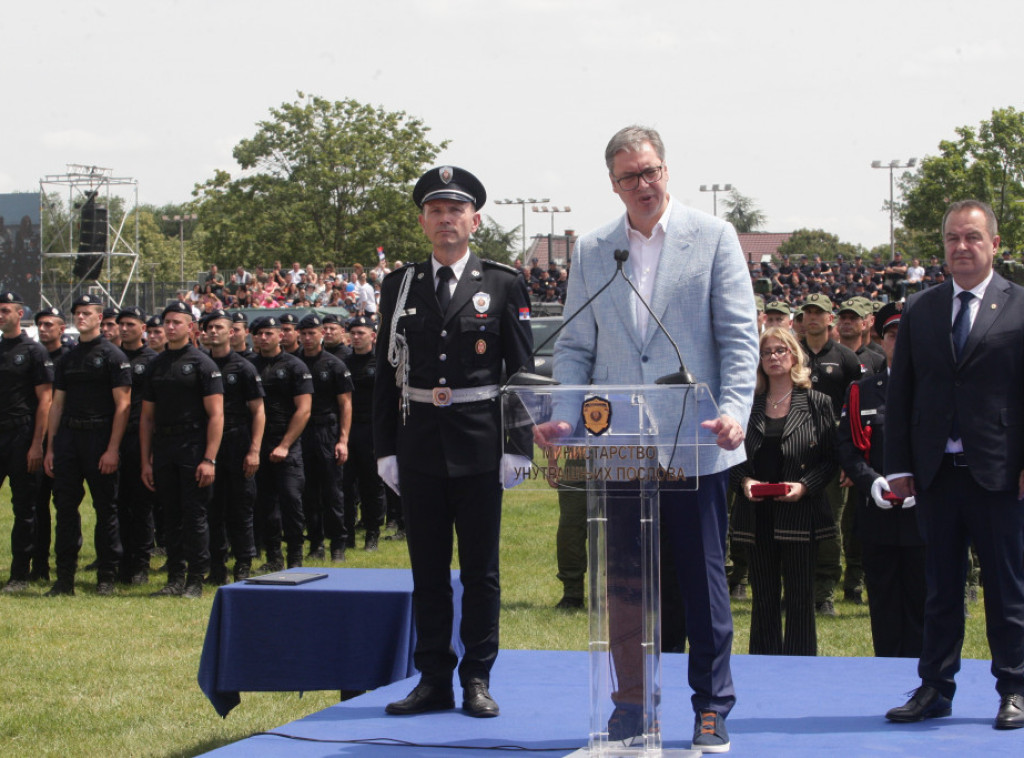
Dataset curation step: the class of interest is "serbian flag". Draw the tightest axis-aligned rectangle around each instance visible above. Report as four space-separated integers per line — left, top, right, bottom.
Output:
377 247 385 261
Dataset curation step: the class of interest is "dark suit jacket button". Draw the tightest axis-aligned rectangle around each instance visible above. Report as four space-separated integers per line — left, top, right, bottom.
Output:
641 356 649 363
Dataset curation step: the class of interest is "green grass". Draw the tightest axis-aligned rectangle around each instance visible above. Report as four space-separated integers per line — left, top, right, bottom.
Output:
0 482 993 756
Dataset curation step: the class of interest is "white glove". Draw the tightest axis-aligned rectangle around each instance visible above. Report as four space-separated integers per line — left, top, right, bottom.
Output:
903 496 916 509
500 454 533 489
377 455 400 496
870 477 893 509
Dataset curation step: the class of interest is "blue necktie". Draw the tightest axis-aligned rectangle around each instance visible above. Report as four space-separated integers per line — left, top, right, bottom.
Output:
952 290 974 362
950 290 973 442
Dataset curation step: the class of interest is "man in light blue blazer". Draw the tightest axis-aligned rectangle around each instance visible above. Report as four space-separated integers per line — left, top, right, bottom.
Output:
536 125 758 753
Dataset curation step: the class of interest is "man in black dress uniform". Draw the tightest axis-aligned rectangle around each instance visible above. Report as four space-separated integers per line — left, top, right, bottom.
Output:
250 316 312 570
116 306 159 585
0 292 54 593
44 294 131 596
322 314 353 361
141 302 223 598
146 314 166 354
297 313 351 561
202 309 264 583
837 302 925 657
374 166 534 718
29 307 69 582
343 315 385 552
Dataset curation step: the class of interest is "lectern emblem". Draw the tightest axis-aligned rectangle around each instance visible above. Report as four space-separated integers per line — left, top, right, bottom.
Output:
582 396 612 436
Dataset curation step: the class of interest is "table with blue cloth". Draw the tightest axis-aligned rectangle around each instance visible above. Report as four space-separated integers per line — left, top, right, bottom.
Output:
198 568 463 716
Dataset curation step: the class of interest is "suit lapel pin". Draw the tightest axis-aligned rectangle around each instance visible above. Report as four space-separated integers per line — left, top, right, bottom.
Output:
471 270 481 279
991 303 997 309
416 272 425 280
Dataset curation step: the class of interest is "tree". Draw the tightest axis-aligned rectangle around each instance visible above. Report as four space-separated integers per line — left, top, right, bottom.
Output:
471 216 519 265
899 107 1024 252
720 188 767 232
775 228 865 262
193 93 448 271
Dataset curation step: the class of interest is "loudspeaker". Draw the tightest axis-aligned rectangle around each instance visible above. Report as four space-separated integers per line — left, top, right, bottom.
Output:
75 192 107 279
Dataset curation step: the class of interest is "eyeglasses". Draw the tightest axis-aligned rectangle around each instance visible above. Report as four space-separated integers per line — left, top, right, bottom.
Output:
613 165 665 191
759 347 790 359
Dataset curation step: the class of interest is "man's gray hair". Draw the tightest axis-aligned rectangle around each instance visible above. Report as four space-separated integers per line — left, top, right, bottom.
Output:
942 199 998 238
605 125 666 172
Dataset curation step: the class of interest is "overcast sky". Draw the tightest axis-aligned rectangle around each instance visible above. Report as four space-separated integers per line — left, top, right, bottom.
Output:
3 0 1022 253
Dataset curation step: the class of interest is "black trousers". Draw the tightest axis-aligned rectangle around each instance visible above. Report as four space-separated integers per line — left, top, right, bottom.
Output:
118 430 155 577
0 422 40 579
209 426 257 571
152 433 211 582
52 425 122 582
32 470 53 573
342 422 384 540
301 422 346 550
399 467 501 687
256 434 305 561
918 459 1024 699
862 540 926 658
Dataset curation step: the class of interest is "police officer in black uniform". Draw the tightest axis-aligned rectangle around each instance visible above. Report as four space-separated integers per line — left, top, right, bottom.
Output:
343 315 385 552
0 292 54 593
202 309 264 582
116 306 159 585
29 307 69 582
250 316 312 570
298 313 352 561
838 302 925 657
278 312 301 355
322 314 353 362
141 302 224 598
374 166 533 718
44 294 131 596
101 307 122 348
229 312 255 360
146 314 166 354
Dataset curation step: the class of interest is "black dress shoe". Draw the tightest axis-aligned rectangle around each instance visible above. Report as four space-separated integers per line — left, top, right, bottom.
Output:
995 693 1024 729
385 682 455 715
886 686 952 722
44 580 75 597
462 680 499 718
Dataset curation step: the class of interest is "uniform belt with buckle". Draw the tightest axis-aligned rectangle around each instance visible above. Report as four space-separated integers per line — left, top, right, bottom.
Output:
405 385 500 407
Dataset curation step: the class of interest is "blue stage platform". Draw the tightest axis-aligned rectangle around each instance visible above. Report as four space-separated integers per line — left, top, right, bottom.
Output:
200 650 1023 756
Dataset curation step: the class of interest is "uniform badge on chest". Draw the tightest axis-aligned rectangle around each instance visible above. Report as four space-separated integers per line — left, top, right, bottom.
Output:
473 292 490 314
13 353 25 365
475 339 487 355
181 363 194 375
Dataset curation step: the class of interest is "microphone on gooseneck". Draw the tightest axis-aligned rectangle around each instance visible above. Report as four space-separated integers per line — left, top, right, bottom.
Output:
613 249 697 385
504 247 631 386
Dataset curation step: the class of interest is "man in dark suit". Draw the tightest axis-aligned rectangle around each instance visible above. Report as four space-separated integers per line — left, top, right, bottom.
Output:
884 200 1024 730
373 166 534 719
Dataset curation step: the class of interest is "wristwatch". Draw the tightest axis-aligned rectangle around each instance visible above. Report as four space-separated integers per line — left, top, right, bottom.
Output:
202 457 216 466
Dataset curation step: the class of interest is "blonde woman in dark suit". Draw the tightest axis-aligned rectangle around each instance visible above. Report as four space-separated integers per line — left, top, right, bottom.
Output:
731 326 838 655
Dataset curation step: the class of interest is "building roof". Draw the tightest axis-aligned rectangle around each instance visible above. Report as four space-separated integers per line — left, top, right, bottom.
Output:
524 233 576 267
737 232 793 262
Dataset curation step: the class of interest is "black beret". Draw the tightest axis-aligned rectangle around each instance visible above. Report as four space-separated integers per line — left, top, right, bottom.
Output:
412 165 486 210
250 316 281 333
71 294 103 312
320 313 341 325
231 311 248 324
145 315 163 329
34 306 65 323
348 315 377 331
0 291 24 305
102 307 119 321
200 309 231 328
298 314 323 330
162 301 195 320
278 312 298 325
117 306 146 323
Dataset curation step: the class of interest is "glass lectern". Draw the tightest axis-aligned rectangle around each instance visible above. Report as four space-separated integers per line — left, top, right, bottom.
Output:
503 383 721 757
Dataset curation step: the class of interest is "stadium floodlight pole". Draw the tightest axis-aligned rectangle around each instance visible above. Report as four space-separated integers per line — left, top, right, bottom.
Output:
699 183 733 216
495 197 549 261
871 158 917 260
531 205 572 236
162 213 198 283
